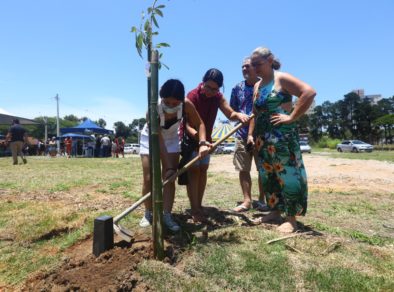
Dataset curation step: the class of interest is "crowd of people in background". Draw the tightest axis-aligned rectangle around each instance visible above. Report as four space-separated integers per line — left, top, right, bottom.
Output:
0 131 128 159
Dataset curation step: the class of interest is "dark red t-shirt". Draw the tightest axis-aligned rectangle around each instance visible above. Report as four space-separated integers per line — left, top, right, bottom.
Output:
187 83 222 142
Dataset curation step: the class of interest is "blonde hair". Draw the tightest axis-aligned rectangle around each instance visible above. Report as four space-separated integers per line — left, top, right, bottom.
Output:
252 47 281 70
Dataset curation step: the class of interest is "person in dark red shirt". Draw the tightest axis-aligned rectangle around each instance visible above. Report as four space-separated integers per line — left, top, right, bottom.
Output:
65 137 72 158
186 68 250 222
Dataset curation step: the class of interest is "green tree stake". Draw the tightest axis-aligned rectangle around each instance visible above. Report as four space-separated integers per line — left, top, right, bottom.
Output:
150 50 164 260
131 0 169 260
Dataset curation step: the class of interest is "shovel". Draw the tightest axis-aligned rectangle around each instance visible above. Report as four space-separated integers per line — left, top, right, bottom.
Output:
113 114 254 241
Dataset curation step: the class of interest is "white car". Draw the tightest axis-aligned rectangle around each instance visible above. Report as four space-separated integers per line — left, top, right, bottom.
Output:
299 141 311 153
124 143 140 154
222 142 235 154
336 140 373 153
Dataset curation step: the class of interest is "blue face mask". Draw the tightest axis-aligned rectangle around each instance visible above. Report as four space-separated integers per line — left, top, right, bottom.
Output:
161 100 182 114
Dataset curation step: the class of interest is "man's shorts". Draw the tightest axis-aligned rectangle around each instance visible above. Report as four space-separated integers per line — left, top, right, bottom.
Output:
190 150 210 167
233 138 259 172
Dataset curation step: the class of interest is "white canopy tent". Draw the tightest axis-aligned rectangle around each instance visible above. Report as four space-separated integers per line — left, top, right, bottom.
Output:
0 108 40 125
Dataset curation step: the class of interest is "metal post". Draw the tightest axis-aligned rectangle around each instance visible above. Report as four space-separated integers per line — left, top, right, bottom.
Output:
44 116 48 143
150 50 164 260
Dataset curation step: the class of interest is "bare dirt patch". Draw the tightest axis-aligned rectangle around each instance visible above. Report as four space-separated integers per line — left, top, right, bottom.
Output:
1 187 133 213
209 154 394 194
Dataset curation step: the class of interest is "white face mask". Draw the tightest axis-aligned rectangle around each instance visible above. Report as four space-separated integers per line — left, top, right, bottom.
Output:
161 100 182 114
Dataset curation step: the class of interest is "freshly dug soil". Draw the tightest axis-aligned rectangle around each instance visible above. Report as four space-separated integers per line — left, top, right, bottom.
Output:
23 236 155 291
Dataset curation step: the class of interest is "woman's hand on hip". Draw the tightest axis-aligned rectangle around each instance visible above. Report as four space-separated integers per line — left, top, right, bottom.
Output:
270 113 293 126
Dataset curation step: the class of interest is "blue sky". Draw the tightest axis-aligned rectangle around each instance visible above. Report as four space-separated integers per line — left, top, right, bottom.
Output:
1 0 393 129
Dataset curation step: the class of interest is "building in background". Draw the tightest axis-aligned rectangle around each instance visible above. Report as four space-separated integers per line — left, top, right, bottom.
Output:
352 89 382 105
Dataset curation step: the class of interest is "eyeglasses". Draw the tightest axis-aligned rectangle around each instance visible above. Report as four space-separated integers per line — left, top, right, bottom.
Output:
203 83 220 93
251 59 267 68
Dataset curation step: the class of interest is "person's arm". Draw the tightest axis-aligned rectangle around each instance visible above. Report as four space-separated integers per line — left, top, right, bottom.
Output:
158 130 168 159
184 99 209 157
247 81 261 146
219 95 250 124
270 72 316 125
158 129 175 180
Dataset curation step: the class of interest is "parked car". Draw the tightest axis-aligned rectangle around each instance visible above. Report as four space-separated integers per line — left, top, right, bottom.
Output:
222 142 236 154
299 141 311 153
124 143 140 154
214 144 224 154
336 140 373 153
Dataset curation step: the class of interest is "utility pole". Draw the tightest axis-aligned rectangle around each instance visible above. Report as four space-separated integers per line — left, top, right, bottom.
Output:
54 94 60 155
44 116 48 142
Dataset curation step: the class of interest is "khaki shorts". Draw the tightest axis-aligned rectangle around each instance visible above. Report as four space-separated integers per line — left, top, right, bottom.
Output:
233 138 259 172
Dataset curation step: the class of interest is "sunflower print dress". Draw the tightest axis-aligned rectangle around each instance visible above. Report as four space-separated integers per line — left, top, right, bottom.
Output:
253 79 308 217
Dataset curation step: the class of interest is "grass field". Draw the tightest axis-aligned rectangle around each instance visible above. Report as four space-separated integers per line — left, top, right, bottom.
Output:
0 154 393 291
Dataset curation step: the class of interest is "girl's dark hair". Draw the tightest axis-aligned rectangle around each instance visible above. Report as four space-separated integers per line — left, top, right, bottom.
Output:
202 68 224 88
159 79 185 101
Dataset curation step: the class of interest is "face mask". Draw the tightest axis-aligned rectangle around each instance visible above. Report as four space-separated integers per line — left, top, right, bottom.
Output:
161 101 182 114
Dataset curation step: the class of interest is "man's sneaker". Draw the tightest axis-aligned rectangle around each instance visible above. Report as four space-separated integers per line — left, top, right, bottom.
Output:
163 212 180 232
22 158 27 164
139 210 152 228
256 201 270 212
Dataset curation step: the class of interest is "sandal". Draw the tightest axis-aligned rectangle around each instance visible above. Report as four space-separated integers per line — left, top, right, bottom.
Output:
233 204 250 212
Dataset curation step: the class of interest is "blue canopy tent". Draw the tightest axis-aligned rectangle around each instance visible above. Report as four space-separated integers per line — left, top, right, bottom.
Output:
60 120 112 157
60 119 113 135
58 133 95 140
57 133 96 157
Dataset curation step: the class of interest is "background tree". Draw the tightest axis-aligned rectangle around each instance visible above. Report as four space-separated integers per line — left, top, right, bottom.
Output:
96 118 107 128
26 116 77 140
63 114 80 124
309 105 324 142
128 117 146 143
373 114 394 144
114 121 131 138
296 114 310 134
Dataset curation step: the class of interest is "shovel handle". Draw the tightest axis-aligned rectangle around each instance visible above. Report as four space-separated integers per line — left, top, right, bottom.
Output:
113 114 254 223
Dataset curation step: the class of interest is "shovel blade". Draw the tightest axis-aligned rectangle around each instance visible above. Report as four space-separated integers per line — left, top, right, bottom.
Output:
113 223 134 242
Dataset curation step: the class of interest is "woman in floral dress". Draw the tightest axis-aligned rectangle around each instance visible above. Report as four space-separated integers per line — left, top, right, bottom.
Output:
247 47 316 233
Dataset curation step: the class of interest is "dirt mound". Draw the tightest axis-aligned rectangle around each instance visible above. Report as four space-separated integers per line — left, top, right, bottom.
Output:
23 242 152 291
22 207 242 291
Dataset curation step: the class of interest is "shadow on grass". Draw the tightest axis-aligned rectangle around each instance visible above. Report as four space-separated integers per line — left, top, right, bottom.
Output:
114 206 325 266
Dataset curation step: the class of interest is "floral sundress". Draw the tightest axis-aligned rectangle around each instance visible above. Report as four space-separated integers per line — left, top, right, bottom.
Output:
253 79 308 217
